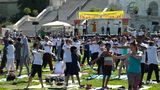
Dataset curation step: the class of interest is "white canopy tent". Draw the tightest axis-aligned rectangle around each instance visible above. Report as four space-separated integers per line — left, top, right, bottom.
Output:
41 21 73 36
42 21 71 27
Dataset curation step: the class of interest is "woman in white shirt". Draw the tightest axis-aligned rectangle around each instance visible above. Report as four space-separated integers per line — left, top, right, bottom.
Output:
42 36 53 71
62 39 75 86
6 40 15 74
62 39 72 63
26 43 45 88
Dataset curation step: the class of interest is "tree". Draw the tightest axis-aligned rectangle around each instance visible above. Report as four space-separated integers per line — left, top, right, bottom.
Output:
17 0 49 14
132 6 139 14
23 7 31 15
0 16 7 24
32 9 39 16
107 4 122 11
90 7 101 12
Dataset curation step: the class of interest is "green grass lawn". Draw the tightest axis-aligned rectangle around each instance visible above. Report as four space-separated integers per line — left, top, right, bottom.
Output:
0 44 160 90
0 64 159 90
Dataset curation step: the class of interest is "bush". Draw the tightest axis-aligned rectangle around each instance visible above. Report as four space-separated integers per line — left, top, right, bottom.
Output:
23 7 31 15
0 16 7 24
90 7 101 12
32 9 39 17
9 13 24 23
132 6 139 14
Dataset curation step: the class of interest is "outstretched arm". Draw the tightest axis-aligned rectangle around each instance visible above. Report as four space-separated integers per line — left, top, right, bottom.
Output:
113 54 128 60
130 53 142 60
112 45 130 49
91 57 100 64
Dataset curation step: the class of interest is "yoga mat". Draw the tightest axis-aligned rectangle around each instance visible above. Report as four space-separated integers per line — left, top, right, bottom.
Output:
0 78 6 82
28 84 50 88
140 85 151 90
91 85 123 90
17 75 28 79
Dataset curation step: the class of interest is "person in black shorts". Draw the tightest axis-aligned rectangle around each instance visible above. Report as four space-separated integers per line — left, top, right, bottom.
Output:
91 43 114 89
26 43 45 88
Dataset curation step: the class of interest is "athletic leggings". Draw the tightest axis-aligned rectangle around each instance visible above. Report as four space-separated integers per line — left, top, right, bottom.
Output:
19 55 30 76
91 52 100 74
127 72 141 90
42 53 53 71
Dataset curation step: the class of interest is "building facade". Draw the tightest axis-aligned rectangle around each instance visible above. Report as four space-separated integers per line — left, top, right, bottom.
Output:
110 0 160 31
0 0 19 17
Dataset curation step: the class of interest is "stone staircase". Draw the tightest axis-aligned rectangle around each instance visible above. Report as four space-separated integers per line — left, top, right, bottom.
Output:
68 0 109 21
15 0 109 36
17 0 87 36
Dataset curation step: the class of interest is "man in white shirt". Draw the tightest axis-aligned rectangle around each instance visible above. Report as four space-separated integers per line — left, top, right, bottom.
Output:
146 41 160 83
72 37 81 56
106 21 110 35
56 37 62 59
42 36 53 71
118 21 122 36
83 23 87 35
90 39 101 74
51 36 57 54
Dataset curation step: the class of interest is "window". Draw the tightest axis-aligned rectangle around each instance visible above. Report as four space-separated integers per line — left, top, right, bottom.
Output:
149 1 158 16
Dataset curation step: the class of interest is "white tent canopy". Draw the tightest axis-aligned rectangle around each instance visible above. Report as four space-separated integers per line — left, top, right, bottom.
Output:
42 21 71 27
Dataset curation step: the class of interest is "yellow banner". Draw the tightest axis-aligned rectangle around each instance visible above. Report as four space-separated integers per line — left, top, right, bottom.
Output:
79 11 124 19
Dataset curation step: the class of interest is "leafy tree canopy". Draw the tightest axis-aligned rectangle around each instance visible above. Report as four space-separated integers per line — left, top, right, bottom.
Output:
17 0 49 14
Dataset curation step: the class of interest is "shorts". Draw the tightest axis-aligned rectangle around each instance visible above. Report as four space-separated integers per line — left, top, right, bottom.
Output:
102 65 112 76
30 64 42 78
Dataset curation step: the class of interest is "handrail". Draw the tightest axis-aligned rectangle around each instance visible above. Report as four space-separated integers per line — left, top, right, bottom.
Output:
67 0 91 20
13 6 53 30
36 6 53 21
67 6 80 20
81 0 90 10
13 1 66 31
13 15 30 30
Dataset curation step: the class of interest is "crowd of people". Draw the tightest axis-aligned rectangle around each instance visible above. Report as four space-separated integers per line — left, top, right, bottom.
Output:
0 29 160 90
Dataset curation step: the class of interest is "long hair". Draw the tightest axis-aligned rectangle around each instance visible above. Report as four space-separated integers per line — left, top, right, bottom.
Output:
130 40 138 51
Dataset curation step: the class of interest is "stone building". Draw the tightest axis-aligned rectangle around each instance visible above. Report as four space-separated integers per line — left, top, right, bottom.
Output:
0 0 19 17
110 0 160 31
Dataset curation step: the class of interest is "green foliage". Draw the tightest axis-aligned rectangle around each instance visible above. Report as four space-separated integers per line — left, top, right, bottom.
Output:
90 7 101 12
108 6 117 11
0 16 7 24
32 9 39 16
17 0 49 14
0 19 13 27
107 4 122 11
23 7 32 15
132 6 139 14
9 13 24 23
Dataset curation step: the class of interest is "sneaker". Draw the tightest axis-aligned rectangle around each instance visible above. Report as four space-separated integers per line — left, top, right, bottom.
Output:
118 86 125 90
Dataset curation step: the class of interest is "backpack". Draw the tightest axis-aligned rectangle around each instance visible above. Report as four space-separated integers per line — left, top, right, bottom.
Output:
6 72 15 81
0 69 3 74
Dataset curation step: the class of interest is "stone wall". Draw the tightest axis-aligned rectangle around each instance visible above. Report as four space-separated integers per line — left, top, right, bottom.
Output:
0 1 19 17
117 0 160 31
